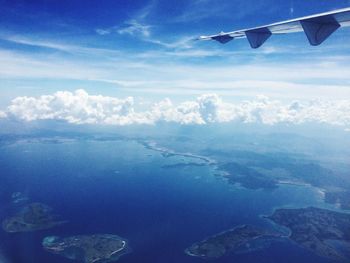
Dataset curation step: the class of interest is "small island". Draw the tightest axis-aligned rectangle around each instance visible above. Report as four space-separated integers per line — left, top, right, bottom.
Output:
185 224 283 258
2 202 66 233
43 234 131 263
267 207 350 261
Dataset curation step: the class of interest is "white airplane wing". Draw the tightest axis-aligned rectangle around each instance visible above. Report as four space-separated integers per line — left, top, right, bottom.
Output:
199 7 350 48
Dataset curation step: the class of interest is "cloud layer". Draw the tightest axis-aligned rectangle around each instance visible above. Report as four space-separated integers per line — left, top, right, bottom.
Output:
3 89 350 128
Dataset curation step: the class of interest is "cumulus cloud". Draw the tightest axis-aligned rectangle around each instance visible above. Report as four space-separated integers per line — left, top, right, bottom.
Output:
3 89 350 128
7 90 142 125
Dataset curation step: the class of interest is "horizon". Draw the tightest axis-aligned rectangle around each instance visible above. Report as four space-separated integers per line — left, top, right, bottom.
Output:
1 2 350 263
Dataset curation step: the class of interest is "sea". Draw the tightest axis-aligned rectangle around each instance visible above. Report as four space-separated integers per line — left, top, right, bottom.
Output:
0 136 344 263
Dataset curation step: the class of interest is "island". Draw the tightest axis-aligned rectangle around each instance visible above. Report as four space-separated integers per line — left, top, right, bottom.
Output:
185 224 283 259
43 234 131 263
2 202 66 232
267 207 350 261
219 162 278 190
325 190 350 210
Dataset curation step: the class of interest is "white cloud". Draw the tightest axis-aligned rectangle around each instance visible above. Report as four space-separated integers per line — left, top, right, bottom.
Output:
94 0 194 49
7 90 140 125
96 21 193 49
95 28 112 35
0 35 123 56
96 1 153 39
3 89 350 128
173 0 271 23
117 20 151 37
1 47 349 101
0 111 7 118
140 36 195 49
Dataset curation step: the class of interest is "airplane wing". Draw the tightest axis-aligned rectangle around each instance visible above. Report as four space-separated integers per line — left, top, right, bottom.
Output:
198 7 350 48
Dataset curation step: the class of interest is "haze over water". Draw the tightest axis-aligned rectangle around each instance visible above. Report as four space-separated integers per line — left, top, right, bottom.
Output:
1 125 349 262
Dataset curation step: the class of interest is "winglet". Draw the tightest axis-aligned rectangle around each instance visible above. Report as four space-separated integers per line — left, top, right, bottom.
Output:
300 15 341 45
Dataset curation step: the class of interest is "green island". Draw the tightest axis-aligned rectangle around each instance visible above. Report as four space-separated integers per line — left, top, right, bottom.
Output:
185 224 283 258
267 207 350 261
43 234 131 263
2 202 66 233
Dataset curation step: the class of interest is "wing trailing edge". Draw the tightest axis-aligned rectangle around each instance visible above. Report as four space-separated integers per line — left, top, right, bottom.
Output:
199 7 350 48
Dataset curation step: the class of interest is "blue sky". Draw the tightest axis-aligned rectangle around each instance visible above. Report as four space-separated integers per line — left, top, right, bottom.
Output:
0 0 350 127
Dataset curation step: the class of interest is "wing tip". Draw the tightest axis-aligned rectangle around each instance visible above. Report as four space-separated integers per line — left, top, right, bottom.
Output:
198 35 211 40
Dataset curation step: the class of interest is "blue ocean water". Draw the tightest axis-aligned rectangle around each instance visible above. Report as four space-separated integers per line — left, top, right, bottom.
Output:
0 137 338 263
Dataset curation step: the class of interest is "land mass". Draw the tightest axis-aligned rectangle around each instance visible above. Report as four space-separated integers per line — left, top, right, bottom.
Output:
43 234 131 263
325 190 350 210
185 224 283 259
2 202 66 233
140 140 216 165
220 162 278 190
267 207 350 261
